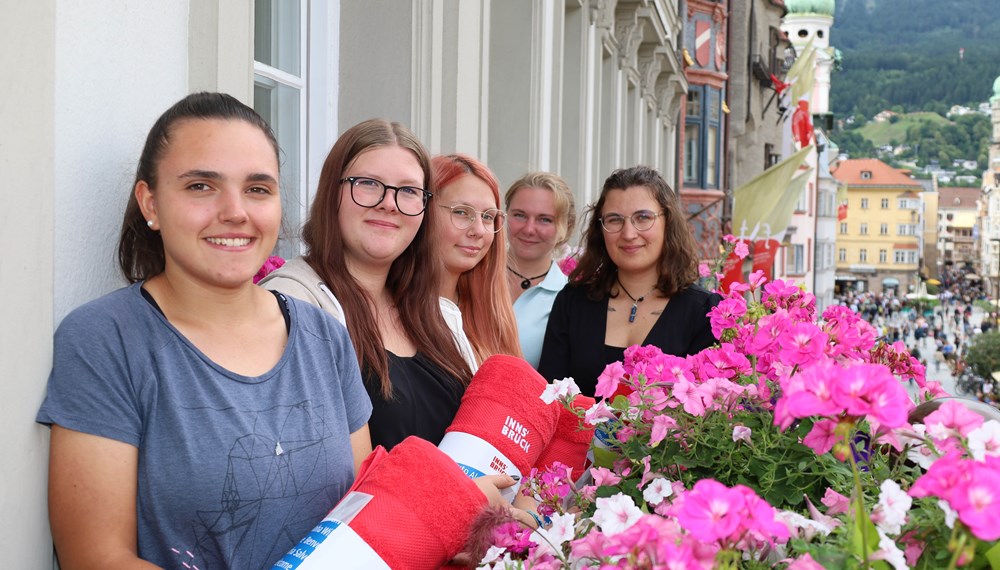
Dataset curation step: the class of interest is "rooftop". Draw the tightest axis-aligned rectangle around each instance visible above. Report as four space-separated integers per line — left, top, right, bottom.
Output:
831 158 922 188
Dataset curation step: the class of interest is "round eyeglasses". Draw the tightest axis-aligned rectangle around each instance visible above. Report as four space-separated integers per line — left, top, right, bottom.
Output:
438 204 506 233
342 176 431 216
599 210 665 233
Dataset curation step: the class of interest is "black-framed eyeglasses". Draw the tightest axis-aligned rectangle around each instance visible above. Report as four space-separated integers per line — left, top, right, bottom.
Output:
342 176 431 216
438 204 506 233
599 210 665 233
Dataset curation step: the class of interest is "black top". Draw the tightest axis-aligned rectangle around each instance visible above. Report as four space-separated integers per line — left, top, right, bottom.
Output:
364 351 466 450
537 284 722 396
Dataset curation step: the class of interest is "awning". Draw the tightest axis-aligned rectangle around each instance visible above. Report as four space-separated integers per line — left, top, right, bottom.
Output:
965 273 981 281
926 278 941 285
882 277 900 286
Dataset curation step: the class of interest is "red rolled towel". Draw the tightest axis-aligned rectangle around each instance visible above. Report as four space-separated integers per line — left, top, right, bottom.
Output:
272 437 487 570
532 394 596 479
439 354 561 500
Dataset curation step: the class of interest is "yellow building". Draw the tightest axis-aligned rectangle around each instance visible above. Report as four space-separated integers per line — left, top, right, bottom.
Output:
832 159 923 294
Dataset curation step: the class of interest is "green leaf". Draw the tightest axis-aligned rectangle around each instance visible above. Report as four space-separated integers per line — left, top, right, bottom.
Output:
986 540 1000 570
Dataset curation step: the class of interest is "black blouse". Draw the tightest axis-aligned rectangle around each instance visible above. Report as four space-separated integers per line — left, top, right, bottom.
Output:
537 284 721 396
364 351 466 450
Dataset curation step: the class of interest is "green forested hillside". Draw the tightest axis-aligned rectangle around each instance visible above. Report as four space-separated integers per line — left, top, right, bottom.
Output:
830 0 1000 117
827 0 998 172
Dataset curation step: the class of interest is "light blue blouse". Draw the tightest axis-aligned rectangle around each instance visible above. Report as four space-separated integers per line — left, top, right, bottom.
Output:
513 262 569 369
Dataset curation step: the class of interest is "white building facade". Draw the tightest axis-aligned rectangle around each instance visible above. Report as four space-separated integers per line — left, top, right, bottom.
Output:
3 0 689 560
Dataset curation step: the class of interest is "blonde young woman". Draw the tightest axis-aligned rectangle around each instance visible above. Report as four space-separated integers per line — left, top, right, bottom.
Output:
504 172 577 369
261 121 476 451
430 154 522 363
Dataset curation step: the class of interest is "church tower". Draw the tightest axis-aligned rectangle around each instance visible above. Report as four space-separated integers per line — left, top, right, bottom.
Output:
781 0 836 117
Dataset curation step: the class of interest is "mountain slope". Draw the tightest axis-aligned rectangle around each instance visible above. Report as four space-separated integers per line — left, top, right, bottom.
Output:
830 0 1000 116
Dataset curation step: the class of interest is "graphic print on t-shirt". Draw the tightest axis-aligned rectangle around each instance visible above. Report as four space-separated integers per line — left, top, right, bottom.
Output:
176 399 345 570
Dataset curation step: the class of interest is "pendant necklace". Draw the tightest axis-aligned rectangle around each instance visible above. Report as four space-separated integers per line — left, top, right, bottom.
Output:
617 278 657 323
508 263 551 290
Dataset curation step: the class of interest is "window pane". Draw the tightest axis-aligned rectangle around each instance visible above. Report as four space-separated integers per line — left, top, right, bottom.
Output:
254 78 301 259
686 90 701 117
706 126 717 186
684 124 699 183
708 89 720 122
254 0 301 76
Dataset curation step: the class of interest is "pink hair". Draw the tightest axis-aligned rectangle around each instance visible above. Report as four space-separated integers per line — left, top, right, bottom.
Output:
431 154 522 362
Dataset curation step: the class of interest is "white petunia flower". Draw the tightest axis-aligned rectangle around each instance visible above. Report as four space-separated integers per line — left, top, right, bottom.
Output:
938 500 957 529
477 545 508 568
732 425 752 445
540 377 581 404
873 479 912 535
591 493 643 536
529 512 576 556
642 477 675 505
968 420 1000 461
872 529 909 570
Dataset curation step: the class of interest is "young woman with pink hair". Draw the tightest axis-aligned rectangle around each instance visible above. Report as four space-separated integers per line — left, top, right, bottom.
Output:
430 154 522 364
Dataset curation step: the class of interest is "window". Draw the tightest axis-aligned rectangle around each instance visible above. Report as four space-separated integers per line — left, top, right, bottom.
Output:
683 85 723 188
894 250 918 264
860 198 869 209
861 170 872 180
860 223 868 235
894 251 905 263
254 0 305 258
897 223 917 236
898 198 918 209
881 198 889 209
786 244 805 274
879 249 887 263
764 143 780 168
880 223 888 235
859 249 867 263
838 248 846 262
839 222 847 234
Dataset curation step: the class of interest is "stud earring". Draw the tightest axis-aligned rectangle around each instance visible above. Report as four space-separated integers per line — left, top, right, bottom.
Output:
147 220 155 228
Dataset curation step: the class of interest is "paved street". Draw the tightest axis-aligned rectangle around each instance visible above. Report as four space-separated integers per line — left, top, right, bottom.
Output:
905 304 986 399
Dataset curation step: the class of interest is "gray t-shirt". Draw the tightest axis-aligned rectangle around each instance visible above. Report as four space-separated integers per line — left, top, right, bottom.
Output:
37 283 372 569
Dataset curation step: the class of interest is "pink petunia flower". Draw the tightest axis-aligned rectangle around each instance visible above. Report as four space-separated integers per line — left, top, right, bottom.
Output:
923 400 985 441
802 418 841 455
676 479 746 543
595 361 626 399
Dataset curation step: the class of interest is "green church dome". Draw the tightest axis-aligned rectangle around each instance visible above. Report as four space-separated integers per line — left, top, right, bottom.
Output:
785 0 835 16
993 75 1000 103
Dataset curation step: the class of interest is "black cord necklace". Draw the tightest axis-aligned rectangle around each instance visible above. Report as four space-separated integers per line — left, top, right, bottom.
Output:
508 264 550 290
617 278 658 323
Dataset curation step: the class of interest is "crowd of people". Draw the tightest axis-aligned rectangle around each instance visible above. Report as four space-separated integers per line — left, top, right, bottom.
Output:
35 93 721 567
835 274 999 408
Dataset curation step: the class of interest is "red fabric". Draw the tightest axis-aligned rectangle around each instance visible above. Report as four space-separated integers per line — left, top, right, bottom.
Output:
345 437 487 569
533 394 596 478
445 354 560 475
792 100 814 147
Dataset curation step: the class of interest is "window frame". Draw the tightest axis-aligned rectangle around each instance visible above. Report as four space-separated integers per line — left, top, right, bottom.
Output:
683 84 723 189
253 0 308 259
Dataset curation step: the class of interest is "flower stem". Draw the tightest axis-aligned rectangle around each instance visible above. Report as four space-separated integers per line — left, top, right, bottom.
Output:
946 531 967 570
848 434 871 569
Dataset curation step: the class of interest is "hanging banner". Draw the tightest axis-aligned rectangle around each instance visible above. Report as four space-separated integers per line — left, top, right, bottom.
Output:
727 154 813 292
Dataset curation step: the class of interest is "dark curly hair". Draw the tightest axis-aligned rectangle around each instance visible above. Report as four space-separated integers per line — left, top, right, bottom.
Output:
570 165 699 300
